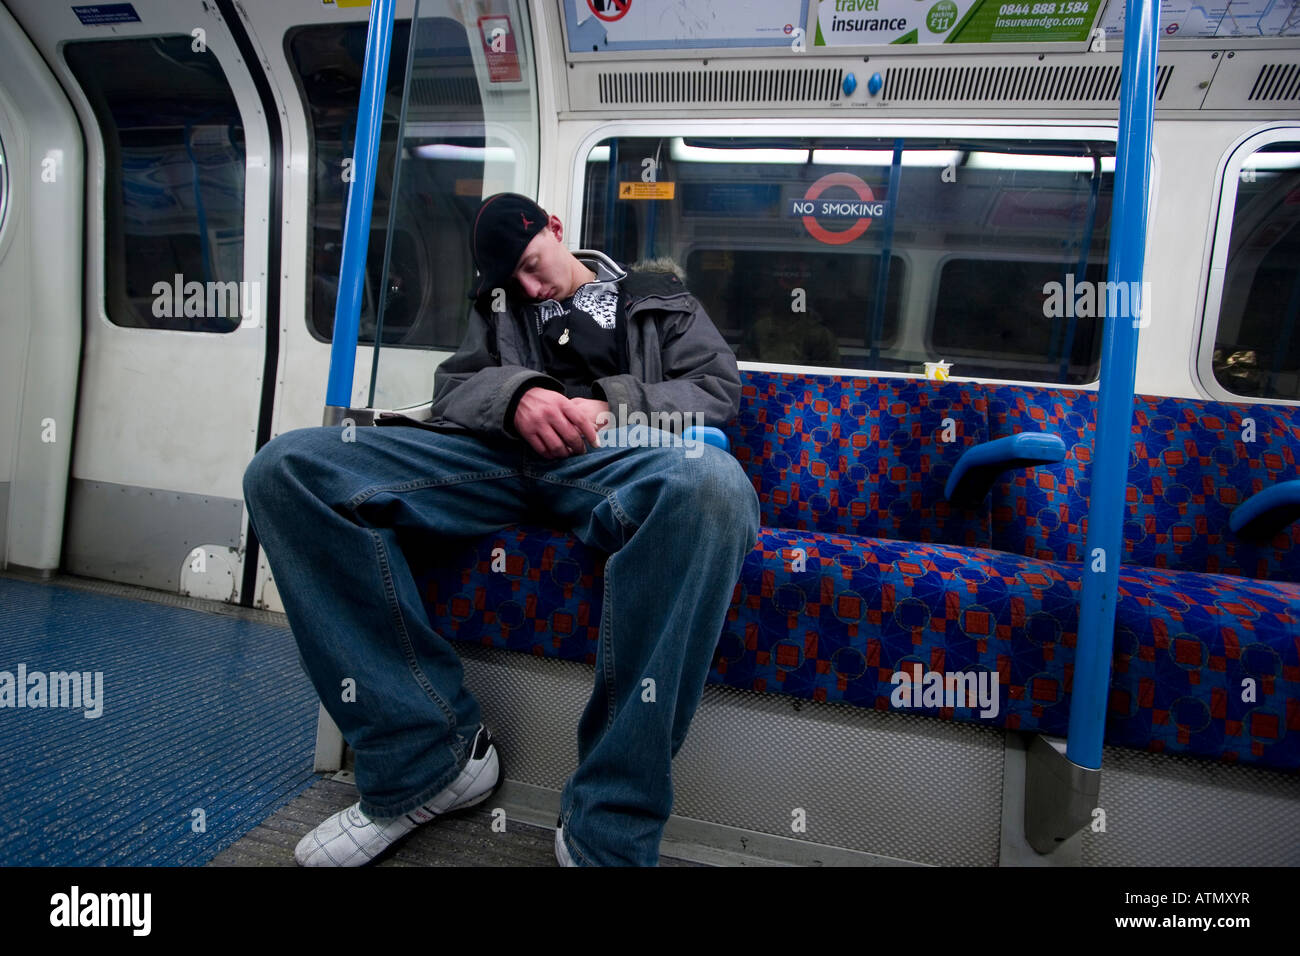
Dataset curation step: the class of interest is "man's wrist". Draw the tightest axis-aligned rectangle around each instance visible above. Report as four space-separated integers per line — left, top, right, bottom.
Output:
504 377 564 435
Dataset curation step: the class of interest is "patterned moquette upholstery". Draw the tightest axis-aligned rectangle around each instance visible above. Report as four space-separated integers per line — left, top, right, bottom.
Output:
984 385 1098 562
406 372 1300 772
985 385 1300 581
411 524 1299 771
1126 398 1300 581
726 372 990 547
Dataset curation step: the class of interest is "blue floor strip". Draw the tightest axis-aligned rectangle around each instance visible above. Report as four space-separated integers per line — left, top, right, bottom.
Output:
0 577 319 866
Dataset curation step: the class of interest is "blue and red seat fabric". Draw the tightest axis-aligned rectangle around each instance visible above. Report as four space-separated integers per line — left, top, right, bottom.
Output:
408 370 1300 772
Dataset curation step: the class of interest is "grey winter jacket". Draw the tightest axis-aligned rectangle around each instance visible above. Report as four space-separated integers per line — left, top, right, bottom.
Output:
422 250 741 440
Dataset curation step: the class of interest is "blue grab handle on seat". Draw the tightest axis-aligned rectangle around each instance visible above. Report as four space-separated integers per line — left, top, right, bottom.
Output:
944 433 1067 508
1229 479 1300 539
682 426 729 452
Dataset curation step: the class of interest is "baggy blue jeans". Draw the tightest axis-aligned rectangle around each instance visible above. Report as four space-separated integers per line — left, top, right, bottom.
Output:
242 422 759 866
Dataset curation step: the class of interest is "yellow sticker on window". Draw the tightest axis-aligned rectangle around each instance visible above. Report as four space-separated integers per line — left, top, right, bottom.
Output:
618 182 675 200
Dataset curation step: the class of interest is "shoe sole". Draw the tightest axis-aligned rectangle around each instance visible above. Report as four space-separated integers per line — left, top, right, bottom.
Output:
555 825 576 867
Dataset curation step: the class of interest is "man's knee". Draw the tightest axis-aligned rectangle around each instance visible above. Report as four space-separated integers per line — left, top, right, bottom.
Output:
667 448 759 537
242 426 334 504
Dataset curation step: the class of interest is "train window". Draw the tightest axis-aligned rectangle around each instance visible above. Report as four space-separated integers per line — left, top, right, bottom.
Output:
684 247 904 368
1205 138 1300 402
288 12 530 350
64 37 247 333
932 257 1108 384
579 135 1113 382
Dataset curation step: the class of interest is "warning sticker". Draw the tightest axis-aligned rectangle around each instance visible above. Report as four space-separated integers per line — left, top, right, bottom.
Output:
618 182 676 199
72 4 141 25
478 15 522 83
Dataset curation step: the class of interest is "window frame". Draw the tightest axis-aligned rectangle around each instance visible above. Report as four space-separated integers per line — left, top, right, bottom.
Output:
0 127 8 243
1196 124 1300 407
570 120 1127 387
58 32 270 336
283 15 539 350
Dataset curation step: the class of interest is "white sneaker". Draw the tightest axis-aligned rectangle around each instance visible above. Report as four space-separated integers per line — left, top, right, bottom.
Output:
295 726 500 867
555 821 577 867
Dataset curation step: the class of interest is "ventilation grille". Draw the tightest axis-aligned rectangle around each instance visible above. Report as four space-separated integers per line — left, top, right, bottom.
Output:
884 63 1174 103
410 75 481 107
597 67 844 105
1248 62 1300 101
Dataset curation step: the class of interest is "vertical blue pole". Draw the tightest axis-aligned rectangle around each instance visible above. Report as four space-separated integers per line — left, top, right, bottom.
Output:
1058 169 1102 382
325 0 395 412
869 139 903 364
1066 0 1160 770
604 139 620 255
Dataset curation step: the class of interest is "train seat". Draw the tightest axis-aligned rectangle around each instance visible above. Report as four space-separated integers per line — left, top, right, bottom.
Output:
724 373 993 547
720 529 1299 768
407 370 1300 772
985 386 1300 581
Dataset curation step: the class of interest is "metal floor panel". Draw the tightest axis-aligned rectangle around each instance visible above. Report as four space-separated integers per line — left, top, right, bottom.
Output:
0 574 319 865
209 776 706 867
452 643 1006 867
1080 746 1300 866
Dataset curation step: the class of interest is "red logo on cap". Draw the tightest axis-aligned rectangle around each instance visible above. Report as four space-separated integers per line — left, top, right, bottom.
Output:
520 213 534 230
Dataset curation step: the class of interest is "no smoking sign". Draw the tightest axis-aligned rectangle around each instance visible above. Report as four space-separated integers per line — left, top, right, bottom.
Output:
788 172 891 245
587 0 631 22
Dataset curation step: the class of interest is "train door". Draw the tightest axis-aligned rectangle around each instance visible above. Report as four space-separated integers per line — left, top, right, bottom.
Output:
0 4 84 576
234 0 542 612
4 0 277 599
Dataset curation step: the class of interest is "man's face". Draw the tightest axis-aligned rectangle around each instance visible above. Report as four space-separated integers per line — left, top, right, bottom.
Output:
510 218 570 302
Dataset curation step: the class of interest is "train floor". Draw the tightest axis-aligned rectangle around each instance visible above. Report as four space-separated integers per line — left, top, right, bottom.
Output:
0 572 319 866
0 571 704 868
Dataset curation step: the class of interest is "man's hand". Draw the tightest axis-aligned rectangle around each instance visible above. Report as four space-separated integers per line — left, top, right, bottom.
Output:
513 388 604 459
568 397 611 437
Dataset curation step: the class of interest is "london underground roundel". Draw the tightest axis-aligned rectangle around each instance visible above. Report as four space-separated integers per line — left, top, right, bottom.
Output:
790 171 889 245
